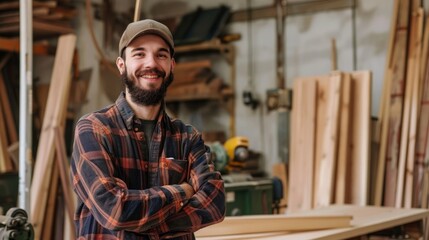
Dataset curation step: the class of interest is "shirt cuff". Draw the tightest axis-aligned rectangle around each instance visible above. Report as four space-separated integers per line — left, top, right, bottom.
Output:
173 185 189 212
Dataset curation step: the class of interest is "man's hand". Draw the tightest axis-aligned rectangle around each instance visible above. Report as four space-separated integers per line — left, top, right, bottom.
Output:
180 182 195 199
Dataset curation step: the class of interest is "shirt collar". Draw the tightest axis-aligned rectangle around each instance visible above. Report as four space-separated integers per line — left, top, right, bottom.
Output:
115 92 135 130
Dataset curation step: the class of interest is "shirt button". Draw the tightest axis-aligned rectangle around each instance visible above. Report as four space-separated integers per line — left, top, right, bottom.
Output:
180 202 184 207
134 128 139 131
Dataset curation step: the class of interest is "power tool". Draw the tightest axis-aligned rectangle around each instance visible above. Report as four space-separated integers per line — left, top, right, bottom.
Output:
224 136 249 171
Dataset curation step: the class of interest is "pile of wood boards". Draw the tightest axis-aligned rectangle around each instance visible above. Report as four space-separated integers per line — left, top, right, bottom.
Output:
166 59 230 101
0 0 76 39
375 0 429 209
288 71 371 213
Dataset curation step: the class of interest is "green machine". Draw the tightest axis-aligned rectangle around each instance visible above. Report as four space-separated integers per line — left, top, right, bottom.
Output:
224 176 273 216
208 138 282 216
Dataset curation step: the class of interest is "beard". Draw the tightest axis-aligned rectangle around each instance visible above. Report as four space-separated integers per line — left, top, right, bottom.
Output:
121 67 173 106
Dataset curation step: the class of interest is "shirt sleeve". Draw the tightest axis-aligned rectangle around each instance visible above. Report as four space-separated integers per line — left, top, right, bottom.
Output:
155 131 226 238
70 118 190 233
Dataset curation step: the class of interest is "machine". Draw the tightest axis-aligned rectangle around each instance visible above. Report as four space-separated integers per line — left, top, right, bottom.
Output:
0 208 34 240
209 136 251 174
208 137 284 216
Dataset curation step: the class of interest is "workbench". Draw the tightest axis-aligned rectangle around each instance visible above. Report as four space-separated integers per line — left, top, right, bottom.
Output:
196 205 429 239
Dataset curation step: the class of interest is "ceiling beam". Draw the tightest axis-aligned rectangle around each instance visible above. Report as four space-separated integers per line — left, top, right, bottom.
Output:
230 0 355 22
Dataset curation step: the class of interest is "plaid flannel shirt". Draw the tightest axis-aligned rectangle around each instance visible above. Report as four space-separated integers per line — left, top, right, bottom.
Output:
70 92 225 239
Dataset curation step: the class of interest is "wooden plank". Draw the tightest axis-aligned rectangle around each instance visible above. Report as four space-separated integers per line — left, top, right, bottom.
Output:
0 56 14 172
195 214 352 237
374 0 400 205
382 0 411 207
229 0 354 22
0 37 52 55
196 205 429 240
335 73 352 204
331 39 337 71
30 34 76 239
288 77 317 212
0 74 17 144
395 8 420 208
0 102 12 172
41 163 59 240
0 20 73 35
0 7 50 22
0 1 56 11
413 15 429 208
54 127 76 240
378 0 400 125
421 168 429 209
404 8 424 208
166 78 223 101
375 68 392 206
314 72 342 208
313 76 330 207
349 71 372 206
172 60 212 87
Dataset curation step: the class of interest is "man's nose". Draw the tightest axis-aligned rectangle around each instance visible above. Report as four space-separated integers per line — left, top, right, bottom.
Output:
144 54 158 68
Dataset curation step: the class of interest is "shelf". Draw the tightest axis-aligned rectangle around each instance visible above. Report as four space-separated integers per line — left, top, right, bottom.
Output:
175 39 235 64
165 87 234 102
168 39 236 136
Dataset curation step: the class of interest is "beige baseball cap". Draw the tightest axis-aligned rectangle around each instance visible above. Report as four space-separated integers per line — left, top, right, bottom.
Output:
118 19 174 57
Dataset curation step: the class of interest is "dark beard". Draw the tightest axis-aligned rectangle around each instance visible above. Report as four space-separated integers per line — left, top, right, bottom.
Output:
122 68 173 106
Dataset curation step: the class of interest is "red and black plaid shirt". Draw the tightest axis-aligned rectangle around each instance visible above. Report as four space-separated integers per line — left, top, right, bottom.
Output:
70 92 225 239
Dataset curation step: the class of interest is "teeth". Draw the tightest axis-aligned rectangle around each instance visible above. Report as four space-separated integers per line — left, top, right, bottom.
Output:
141 75 158 79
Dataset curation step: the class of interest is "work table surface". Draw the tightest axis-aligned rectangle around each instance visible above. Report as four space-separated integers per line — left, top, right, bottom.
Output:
196 204 429 240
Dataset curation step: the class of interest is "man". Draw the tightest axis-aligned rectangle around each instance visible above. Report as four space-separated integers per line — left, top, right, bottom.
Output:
70 19 226 239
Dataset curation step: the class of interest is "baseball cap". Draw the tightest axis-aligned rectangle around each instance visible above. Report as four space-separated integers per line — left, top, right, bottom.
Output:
118 19 174 57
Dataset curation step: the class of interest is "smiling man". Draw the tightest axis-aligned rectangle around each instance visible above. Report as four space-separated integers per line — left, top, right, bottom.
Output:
70 19 226 240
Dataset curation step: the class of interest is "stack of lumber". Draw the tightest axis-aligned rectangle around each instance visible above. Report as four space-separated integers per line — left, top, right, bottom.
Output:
375 0 429 209
166 59 231 101
0 0 76 39
288 71 371 213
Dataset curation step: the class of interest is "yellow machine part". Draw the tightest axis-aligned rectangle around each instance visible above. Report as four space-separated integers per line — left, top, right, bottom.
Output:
224 136 249 161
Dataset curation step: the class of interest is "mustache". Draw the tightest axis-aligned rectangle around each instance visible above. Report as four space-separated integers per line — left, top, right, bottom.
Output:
138 68 166 78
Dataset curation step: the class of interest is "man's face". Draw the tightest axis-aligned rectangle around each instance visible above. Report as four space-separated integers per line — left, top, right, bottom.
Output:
117 34 175 105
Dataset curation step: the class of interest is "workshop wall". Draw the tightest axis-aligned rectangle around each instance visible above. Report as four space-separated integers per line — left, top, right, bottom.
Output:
74 0 398 174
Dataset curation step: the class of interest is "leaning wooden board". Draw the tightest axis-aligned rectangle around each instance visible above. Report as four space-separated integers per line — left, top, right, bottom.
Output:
196 205 429 240
288 77 317 213
314 72 342 208
30 34 76 240
349 71 372 206
195 214 352 237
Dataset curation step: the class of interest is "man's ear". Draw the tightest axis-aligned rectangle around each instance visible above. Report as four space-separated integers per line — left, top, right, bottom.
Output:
171 58 176 72
116 57 125 74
